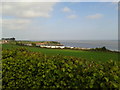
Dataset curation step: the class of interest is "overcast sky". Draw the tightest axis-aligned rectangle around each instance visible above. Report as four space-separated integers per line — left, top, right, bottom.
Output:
1 2 118 40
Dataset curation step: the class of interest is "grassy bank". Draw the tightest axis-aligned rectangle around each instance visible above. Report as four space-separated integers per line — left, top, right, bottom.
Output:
2 44 119 62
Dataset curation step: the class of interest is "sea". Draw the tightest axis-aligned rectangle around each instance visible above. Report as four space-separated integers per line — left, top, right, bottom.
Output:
57 40 119 51
30 40 119 51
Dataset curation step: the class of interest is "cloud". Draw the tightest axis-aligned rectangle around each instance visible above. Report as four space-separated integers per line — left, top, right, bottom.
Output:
1 0 60 2
67 14 78 19
111 2 118 5
2 19 31 30
2 2 56 18
1 0 119 2
62 7 71 12
86 13 103 19
0 19 2 38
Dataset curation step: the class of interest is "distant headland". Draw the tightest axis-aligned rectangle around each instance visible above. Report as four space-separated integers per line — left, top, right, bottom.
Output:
0 37 119 52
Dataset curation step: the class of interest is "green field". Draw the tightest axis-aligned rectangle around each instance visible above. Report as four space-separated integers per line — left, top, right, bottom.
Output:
2 44 119 62
2 43 120 88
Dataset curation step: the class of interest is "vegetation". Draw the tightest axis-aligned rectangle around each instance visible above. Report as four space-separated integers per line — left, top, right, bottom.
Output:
2 48 120 89
31 43 36 47
14 40 61 45
2 37 15 41
2 44 119 62
90 46 109 51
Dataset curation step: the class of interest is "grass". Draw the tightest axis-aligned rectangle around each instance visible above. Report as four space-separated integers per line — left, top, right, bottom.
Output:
2 44 119 62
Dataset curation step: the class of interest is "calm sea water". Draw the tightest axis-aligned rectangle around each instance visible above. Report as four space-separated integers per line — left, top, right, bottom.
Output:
30 40 118 51
58 40 118 51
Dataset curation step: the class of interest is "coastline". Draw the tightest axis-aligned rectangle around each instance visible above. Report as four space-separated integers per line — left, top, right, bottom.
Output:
58 40 118 52
1 40 119 52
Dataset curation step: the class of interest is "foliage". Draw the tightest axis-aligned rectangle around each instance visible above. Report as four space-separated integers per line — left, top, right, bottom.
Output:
31 43 36 47
14 41 61 46
2 48 120 89
91 46 109 51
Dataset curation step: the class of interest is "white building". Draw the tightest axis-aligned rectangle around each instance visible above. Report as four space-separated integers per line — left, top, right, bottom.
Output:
41 45 65 49
24 43 32 46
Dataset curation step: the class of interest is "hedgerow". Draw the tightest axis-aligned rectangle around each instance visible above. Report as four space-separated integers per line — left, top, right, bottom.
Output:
2 48 120 89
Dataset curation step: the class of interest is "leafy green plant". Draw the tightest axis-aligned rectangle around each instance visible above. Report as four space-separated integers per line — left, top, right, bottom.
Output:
2 48 120 89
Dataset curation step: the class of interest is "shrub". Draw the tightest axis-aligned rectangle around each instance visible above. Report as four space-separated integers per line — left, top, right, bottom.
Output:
2 48 120 89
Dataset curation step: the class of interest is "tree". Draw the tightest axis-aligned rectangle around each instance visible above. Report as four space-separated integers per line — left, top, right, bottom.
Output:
32 43 36 47
101 46 107 51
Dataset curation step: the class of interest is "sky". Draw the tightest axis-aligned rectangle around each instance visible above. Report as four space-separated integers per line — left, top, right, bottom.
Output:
0 2 118 40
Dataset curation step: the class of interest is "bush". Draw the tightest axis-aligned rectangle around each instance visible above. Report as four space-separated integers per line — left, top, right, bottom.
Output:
2 48 120 89
92 46 109 51
101 46 107 51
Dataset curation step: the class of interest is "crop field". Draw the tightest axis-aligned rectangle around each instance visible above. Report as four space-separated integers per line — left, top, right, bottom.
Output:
2 44 119 63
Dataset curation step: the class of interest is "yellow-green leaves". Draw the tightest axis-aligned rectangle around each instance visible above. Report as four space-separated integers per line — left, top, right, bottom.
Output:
2 48 120 89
